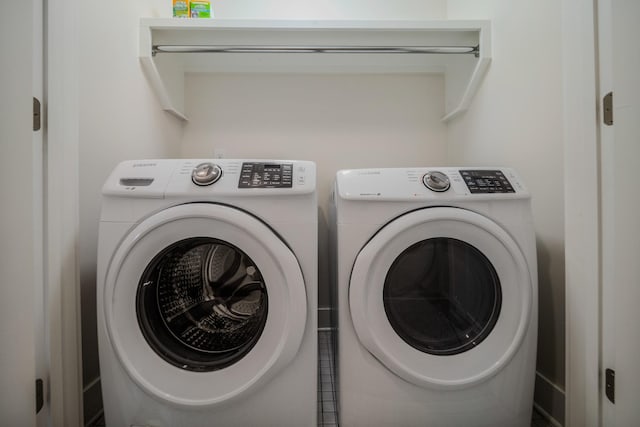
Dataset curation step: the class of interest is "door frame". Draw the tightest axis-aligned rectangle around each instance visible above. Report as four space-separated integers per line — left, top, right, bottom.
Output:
597 0 640 424
46 0 83 425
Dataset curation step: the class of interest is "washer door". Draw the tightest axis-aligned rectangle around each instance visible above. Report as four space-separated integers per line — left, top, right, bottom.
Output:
349 207 532 389
103 204 307 407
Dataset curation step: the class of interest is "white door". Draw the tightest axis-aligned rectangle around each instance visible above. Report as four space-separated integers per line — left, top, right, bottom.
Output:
0 0 42 425
600 0 640 424
101 204 307 409
349 207 533 389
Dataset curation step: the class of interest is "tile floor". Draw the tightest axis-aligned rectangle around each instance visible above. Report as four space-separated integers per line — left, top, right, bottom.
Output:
89 330 555 427
318 330 338 426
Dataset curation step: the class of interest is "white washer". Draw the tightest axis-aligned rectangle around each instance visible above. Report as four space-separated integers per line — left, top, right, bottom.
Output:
97 159 317 427
331 167 537 427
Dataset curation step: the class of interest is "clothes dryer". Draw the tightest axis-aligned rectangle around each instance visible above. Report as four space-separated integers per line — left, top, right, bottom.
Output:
331 167 537 427
97 159 317 427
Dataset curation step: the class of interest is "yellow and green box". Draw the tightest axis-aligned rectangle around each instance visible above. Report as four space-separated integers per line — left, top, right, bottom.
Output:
173 0 189 17
189 1 211 18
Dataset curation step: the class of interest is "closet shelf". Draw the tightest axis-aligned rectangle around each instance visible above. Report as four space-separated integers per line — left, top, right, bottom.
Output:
139 18 491 122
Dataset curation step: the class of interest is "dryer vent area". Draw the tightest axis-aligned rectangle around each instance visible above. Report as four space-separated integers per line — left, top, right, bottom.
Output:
88 329 553 427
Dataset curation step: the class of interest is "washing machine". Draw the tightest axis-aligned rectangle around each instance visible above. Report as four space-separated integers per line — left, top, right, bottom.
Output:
331 167 537 427
97 159 317 427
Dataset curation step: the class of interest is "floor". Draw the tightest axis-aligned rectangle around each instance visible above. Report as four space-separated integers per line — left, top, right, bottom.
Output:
318 329 338 426
89 330 555 427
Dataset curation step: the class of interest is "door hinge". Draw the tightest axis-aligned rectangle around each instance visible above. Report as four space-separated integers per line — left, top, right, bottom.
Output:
603 92 613 126
33 97 41 131
605 368 615 404
35 378 44 413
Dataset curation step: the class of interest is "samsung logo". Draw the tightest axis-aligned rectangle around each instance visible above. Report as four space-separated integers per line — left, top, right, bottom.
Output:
357 171 381 175
133 162 157 168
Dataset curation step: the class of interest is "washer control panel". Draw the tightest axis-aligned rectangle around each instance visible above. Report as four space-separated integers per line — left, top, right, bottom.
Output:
239 162 293 188
460 169 515 194
102 159 316 198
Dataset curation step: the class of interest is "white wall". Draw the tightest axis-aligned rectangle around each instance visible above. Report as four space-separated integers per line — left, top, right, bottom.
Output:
446 0 565 422
181 73 448 196
209 0 446 20
77 0 183 422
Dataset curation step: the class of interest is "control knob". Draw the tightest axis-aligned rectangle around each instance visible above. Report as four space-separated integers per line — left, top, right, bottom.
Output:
422 171 450 192
192 162 222 186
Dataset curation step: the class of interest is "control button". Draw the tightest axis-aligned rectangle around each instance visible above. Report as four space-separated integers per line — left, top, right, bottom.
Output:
422 171 451 192
191 162 222 186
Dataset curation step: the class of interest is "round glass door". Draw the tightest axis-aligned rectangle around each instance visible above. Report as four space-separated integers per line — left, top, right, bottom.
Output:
383 237 501 356
137 237 268 372
103 203 307 407
349 207 532 389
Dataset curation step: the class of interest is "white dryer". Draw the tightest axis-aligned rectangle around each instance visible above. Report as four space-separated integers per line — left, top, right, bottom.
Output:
97 159 317 427
331 167 537 427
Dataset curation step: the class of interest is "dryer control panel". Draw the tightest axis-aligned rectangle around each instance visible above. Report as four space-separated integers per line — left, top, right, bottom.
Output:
459 170 515 194
336 166 528 201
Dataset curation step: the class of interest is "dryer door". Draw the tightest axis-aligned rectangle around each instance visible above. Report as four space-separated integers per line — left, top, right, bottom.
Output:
103 204 307 407
349 207 532 389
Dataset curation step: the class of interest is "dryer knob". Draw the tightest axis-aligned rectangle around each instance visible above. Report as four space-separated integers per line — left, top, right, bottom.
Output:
422 171 450 192
192 162 223 186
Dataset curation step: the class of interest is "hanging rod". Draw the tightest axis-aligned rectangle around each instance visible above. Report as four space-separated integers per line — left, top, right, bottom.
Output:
152 45 479 56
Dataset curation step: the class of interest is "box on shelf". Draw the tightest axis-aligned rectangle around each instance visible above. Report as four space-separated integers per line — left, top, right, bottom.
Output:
190 1 211 18
172 0 189 18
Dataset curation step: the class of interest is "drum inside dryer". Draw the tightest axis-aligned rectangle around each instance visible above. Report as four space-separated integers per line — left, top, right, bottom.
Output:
383 237 501 356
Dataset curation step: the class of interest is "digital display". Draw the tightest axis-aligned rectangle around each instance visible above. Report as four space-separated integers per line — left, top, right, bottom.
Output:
460 170 515 194
239 162 293 188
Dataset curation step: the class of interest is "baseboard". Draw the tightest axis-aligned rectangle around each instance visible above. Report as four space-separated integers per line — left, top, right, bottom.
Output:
83 376 103 427
534 371 565 426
